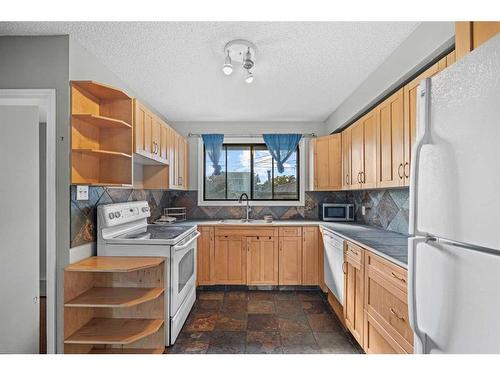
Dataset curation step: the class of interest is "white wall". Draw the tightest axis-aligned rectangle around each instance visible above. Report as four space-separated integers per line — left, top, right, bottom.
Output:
325 22 455 133
172 121 327 190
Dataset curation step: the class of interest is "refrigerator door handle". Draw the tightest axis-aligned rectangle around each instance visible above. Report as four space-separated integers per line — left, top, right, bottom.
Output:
427 236 500 257
408 237 427 353
409 78 432 237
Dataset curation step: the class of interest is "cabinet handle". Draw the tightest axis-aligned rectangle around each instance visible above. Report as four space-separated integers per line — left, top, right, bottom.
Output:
345 174 349 185
342 261 347 274
350 249 358 256
398 163 404 179
391 271 406 283
390 307 405 322
404 162 410 178
360 171 365 184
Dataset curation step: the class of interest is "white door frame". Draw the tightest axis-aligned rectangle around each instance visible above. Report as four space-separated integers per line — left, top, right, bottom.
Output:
0 89 56 354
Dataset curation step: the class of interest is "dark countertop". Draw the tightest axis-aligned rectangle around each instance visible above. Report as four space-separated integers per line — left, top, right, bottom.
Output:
178 219 409 269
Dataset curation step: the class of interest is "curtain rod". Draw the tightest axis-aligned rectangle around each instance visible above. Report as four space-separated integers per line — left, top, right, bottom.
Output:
188 132 316 138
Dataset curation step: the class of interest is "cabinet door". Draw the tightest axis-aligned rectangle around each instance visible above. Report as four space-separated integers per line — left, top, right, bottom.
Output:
302 227 319 285
360 110 377 189
279 236 302 285
402 63 440 185
159 122 169 164
313 136 330 190
350 120 363 189
328 134 342 190
376 89 405 188
246 236 279 285
151 116 162 161
133 101 153 158
214 235 245 284
181 137 188 189
456 22 500 59
344 244 364 343
363 313 403 354
169 131 179 189
197 226 214 286
341 127 352 189
472 22 500 49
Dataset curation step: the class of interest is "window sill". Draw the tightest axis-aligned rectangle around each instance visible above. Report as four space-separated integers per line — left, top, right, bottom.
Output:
198 199 305 207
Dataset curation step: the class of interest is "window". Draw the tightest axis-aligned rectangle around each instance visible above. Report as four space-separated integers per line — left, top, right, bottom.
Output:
204 143 300 201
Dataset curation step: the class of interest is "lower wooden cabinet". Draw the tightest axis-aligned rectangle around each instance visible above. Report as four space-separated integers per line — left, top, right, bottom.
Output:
214 235 246 285
197 226 321 287
302 227 319 285
364 251 413 353
246 235 279 285
197 226 214 286
278 236 303 285
343 242 365 344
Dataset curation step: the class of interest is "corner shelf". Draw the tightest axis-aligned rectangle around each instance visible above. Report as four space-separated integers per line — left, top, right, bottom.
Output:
64 256 166 354
71 80 133 186
64 318 163 345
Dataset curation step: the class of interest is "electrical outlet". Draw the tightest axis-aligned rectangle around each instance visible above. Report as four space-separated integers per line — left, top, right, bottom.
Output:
76 185 89 200
361 206 366 216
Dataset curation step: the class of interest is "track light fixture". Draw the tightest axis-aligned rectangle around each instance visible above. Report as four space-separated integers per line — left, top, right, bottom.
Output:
222 39 257 84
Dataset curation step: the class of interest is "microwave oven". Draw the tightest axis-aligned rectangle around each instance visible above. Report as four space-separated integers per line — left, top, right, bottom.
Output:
320 203 355 222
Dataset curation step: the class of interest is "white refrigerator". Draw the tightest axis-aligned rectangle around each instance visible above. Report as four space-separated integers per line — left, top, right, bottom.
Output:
408 34 500 354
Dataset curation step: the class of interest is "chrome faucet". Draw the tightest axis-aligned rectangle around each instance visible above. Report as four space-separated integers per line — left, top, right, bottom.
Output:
238 193 251 222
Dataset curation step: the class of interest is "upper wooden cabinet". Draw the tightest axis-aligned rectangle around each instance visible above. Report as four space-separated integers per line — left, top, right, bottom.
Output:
246 235 279 285
349 110 377 189
375 88 405 188
169 131 189 190
70 81 133 186
402 51 455 185
341 127 352 189
456 22 500 60
312 134 342 191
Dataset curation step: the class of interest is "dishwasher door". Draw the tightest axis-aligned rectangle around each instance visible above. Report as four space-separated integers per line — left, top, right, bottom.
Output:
322 229 344 304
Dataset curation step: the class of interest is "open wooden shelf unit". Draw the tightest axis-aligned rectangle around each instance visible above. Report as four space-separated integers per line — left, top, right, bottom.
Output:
71 81 133 186
64 256 166 354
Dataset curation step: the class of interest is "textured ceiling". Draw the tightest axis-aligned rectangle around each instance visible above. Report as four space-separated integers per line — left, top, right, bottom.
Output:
0 22 419 122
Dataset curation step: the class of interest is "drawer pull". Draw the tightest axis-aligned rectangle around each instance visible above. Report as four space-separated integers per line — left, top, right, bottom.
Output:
350 249 359 256
390 307 405 322
391 272 406 283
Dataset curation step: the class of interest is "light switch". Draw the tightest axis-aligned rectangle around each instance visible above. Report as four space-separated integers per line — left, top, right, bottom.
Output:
76 185 89 200
361 206 366 216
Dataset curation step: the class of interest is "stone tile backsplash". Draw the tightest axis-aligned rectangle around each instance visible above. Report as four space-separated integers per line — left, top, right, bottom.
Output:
70 187 409 248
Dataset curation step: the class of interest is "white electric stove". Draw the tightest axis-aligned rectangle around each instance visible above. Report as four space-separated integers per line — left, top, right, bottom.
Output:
97 201 199 346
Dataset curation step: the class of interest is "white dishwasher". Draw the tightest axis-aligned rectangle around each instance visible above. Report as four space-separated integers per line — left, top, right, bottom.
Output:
321 227 344 304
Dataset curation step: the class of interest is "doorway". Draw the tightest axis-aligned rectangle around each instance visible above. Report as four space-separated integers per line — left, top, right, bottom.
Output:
0 90 56 354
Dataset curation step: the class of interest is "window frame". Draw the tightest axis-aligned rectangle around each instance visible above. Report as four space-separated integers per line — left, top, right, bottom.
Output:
197 137 305 207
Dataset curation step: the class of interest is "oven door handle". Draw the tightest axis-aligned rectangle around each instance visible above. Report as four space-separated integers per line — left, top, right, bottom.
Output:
172 231 201 252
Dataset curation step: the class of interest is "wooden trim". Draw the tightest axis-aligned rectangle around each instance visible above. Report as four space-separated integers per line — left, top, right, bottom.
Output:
455 22 473 60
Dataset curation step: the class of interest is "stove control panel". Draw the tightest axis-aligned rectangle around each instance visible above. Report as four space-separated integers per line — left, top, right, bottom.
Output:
98 201 151 227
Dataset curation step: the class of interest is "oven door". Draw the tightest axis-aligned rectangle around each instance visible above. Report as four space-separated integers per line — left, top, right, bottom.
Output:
170 231 200 316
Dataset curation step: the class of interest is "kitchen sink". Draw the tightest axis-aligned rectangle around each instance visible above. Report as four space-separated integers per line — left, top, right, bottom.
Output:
218 219 271 225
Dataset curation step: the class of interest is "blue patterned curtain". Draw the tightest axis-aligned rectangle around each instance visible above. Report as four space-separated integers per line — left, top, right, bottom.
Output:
202 134 224 175
263 134 302 173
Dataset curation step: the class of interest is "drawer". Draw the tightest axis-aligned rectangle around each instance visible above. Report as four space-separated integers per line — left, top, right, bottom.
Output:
215 227 276 237
365 268 413 353
278 227 302 237
344 241 363 263
363 312 406 354
366 251 407 292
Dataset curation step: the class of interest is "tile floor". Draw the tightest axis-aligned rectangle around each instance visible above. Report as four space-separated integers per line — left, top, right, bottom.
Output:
166 290 363 354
